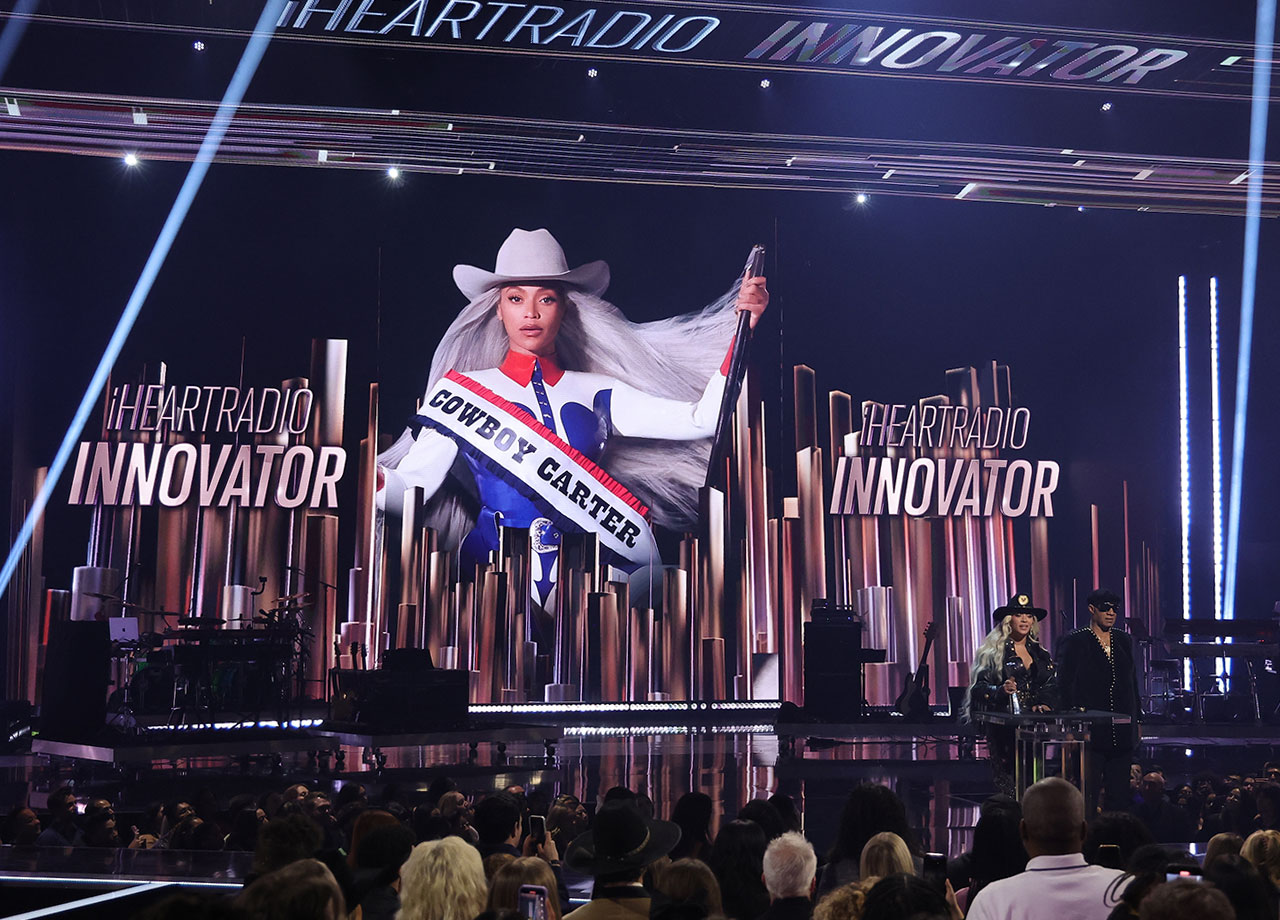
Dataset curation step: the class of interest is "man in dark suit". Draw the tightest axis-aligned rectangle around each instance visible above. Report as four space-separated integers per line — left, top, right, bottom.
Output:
1056 588 1142 812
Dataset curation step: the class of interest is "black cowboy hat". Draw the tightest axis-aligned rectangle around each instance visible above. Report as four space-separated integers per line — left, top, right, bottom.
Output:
992 592 1047 623
563 803 681 876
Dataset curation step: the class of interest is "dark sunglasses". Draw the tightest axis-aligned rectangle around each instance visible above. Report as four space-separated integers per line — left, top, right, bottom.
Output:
1097 602 1119 612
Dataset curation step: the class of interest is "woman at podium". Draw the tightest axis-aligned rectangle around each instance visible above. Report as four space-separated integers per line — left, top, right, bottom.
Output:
964 593 1059 796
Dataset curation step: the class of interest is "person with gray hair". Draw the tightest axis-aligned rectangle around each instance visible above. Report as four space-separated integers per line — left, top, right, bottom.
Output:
967 778 1123 920
760 831 818 920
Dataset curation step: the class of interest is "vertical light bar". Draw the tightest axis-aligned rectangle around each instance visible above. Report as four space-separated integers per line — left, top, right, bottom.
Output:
1177 275 1192 691
0 0 287 601
1225 0 1275 622
1209 277 1228 679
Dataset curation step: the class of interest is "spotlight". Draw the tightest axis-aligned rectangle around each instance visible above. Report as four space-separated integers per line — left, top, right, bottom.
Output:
855 193 868 204
587 67 598 78
123 153 139 167
759 78 771 89
1077 205 1086 212
1100 101 1113 112
386 166 401 180
193 40 206 52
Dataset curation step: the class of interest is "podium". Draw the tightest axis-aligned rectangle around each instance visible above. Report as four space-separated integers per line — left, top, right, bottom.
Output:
975 710 1132 800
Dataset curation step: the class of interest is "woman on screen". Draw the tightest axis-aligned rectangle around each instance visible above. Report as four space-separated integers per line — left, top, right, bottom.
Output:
377 227 766 607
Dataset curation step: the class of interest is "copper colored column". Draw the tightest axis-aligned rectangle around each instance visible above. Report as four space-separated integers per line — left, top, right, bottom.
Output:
478 568 506 702
629 606 653 702
701 637 727 700
426 546 450 659
780 510 804 705
585 592 624 701
303 512 339 693
662 567 690 700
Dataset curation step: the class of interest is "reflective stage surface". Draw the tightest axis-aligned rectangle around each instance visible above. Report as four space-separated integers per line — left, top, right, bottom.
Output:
4 723 1280 884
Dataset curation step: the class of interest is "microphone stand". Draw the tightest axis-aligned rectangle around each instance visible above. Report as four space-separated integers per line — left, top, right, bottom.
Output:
705 244 765 488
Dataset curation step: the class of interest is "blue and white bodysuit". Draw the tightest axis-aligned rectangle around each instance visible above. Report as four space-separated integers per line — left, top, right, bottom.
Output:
379 349 728 605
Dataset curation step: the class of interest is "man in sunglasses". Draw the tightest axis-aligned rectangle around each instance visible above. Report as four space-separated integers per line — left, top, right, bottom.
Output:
1056 588 1143 812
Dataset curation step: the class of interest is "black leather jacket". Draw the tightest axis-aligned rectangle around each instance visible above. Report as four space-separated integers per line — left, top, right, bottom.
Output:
970 638 1059 713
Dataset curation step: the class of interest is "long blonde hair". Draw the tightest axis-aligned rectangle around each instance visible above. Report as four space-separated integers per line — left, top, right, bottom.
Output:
379 281 742 548
859 831 914 879
1242 830 1280 886
960 616 1042 723
396 837 487 920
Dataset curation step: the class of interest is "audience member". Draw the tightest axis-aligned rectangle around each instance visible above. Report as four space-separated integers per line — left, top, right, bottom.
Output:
1084 812 1154 869
760 832 818 920
397 837 488 920
1105 843 1196 920
820 784 919 892
562 802 680 920
959 801 1027 908
1204 832 1245 870
1241 828 1280 887
35 787 83 847
1202 852 1276 920
349 823 415 920
770 793 804 835
967 777 1123 920
1135 879 1234 920
860 874 951 920
347 810 400 867
137 891 248 920
668 793 714 861
488 857 563 920
740 798 786 841
3 806 41 845
707 819 770 920
485 852 518 882
1253 782 1280 832
224 805 267 852
547 796 589 853
248 813 322 881
859 832 913 880
475 792 524 859
237 858 346 920
812 881 873 920
651 857 724 918
1132 773 1194 843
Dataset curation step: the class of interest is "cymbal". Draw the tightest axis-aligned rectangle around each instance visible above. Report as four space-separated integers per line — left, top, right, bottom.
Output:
275 592 312 601
84 591 123 601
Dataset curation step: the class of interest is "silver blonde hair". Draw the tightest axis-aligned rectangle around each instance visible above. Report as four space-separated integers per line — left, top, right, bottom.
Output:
763 831 818 898
396 836 488 920
960 616 1042 724
380 280 742 548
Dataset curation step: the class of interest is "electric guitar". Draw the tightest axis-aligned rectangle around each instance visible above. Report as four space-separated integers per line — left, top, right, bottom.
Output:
894 621 938 721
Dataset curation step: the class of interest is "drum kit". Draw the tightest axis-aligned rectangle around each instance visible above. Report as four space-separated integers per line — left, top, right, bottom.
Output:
90 588 317 727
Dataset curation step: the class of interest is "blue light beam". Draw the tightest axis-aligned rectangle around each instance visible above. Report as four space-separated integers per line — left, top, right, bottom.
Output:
1224 0 1275 621
0 0 287 602
0 0 41 82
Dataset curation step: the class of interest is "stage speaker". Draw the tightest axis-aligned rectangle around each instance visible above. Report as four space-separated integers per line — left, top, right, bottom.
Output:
330 664 468 732
40 621 110 740
804 619 866 722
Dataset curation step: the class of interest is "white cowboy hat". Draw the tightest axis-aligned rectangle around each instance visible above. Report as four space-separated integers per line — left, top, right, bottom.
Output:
453 228 610 301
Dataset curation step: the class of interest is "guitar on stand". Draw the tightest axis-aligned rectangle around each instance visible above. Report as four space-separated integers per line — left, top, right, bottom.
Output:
894 621 939 722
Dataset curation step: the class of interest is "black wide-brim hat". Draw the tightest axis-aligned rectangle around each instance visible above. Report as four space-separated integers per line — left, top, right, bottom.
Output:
563 803 681 876
992 592 1047 623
